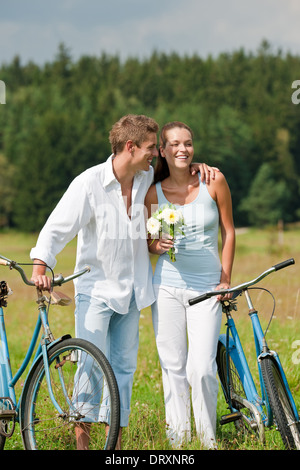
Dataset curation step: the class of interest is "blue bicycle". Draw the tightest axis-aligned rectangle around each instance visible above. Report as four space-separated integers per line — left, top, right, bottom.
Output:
0 254 120 450
189 259 300 449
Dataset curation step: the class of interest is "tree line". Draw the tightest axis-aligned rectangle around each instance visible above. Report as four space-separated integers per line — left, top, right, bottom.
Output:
0 40 299 232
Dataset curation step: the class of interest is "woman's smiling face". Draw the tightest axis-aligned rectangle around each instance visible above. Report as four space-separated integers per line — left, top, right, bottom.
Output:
160 127 194 169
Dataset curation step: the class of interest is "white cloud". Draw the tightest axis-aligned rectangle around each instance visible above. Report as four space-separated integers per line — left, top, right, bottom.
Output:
1 0 300 65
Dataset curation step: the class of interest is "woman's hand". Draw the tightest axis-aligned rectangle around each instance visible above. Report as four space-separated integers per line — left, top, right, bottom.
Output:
215 282 232 301
148 235 174 255
155 236 174 255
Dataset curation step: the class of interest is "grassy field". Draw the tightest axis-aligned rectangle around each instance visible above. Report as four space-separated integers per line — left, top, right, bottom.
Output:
0 226 300 450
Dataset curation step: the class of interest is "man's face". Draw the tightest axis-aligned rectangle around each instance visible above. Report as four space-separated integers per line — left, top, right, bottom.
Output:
132 133 158 171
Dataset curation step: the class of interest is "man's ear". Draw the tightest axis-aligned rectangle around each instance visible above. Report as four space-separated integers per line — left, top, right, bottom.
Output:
126 140 135 155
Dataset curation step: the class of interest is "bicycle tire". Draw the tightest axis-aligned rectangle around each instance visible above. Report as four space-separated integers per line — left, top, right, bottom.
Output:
21 337 120 450
0 434 5 450
260 355 300 450
217 341 265 441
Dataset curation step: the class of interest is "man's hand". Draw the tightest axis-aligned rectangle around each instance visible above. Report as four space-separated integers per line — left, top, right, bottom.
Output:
31 259 52 291
190 163 220 183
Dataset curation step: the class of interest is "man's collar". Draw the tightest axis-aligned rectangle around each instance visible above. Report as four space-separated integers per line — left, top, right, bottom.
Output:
103 155 147 187
103 155 117 187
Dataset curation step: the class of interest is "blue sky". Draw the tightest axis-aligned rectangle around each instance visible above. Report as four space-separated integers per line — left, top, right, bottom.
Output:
1 0 300 65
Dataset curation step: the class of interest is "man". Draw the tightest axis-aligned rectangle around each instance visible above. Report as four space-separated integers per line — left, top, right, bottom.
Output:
30 114 215 449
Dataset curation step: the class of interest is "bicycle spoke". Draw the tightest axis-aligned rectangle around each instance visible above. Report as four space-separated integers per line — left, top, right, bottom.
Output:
21 338 120 450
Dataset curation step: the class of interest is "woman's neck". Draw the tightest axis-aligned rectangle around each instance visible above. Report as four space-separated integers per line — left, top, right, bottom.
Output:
164 169 195 188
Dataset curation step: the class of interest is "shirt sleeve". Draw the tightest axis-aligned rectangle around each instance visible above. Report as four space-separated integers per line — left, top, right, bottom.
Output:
30 173 93 269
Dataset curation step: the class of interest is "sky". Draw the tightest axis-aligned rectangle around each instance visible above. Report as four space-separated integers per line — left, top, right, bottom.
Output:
1 0 300 66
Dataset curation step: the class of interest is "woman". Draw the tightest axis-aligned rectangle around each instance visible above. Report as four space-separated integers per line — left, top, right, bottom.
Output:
145 121 235 448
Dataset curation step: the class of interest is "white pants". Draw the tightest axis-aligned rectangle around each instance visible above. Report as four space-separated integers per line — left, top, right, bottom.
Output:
74 293 140 427
152 285 222 448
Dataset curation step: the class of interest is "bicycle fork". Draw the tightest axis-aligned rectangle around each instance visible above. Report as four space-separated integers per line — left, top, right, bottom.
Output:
244 289 299 426
243 290 300 425
38 300 80 420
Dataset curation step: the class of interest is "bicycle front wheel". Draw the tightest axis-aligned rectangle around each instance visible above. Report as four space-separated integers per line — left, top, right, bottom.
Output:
260 355 300 450
21 338 120 450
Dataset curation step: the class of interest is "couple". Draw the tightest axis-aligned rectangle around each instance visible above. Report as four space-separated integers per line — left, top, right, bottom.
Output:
30 114 235 450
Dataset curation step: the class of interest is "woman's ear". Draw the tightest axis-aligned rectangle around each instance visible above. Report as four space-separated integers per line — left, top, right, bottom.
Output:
159 146 165 158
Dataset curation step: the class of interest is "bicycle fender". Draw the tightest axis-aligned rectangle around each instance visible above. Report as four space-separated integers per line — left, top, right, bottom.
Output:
21 334 72 392
259 350 300 421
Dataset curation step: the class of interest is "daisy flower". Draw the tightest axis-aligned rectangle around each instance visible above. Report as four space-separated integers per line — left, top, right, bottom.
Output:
146 204 185 262
146 216 161 237
160 207 181 225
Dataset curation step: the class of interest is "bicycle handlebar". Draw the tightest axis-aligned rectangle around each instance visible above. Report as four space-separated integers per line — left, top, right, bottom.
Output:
273 259 295 271
0 254 90 287
188 258 295 306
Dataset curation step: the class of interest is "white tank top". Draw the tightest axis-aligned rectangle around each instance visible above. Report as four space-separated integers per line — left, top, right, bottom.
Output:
153 173 222 292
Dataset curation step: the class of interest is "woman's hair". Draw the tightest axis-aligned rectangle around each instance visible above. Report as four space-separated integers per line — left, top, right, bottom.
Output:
109 114 159 155
153 121 193 184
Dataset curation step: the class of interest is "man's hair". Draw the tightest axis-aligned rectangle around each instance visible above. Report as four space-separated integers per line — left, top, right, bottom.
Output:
109 114 159 155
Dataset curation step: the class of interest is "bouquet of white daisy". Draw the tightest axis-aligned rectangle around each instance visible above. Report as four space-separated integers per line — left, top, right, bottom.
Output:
146 203 185 262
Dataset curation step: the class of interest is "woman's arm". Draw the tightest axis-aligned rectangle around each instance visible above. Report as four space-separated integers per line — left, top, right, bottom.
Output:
209 172 236 298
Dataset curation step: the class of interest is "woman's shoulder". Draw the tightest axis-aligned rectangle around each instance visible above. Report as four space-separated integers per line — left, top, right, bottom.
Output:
205 170 229 201
208 170 228 188
145 183 158 204
211 169 226 182
216 172 231 193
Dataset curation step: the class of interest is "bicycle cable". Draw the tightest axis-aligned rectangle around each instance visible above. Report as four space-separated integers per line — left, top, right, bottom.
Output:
16 262 55 284
248 287 276 338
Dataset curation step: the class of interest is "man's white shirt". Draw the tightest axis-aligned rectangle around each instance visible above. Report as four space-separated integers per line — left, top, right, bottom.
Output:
30 155 155 313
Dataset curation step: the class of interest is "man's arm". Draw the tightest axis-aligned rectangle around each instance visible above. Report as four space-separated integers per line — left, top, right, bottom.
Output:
30 174 92 291
31 259 52 291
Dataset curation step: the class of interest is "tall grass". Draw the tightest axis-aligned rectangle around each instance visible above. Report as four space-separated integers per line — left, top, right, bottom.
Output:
0 226 300 450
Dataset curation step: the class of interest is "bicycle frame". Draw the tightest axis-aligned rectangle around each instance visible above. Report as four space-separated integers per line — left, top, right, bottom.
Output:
220 286 299 428
0 296 70 422
189 258 299 433
0 255 90 427
219 290 271 427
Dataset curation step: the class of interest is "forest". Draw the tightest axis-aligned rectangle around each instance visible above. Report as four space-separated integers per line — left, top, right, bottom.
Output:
0 40 299 231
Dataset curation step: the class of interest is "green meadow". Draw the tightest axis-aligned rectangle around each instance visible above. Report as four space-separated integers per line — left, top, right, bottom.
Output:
1 226 300 450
